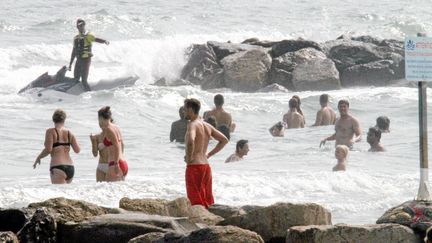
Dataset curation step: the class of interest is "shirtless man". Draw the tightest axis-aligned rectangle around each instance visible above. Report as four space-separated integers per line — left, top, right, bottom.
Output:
282 98 305 129
184 98 228 208
225 140 249 163
312 94 336 126
367 127 385 152
170 107 188 143
320 99 361 148
203 94 236 132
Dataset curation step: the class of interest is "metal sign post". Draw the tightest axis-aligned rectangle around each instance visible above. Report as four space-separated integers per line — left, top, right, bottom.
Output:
418 80 430 200
405 34 432 201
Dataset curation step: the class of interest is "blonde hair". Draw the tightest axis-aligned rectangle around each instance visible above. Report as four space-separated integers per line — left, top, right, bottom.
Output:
335 145 349 158
52 109 66 123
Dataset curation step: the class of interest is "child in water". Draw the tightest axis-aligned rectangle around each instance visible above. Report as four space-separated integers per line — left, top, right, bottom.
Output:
333 145 349 171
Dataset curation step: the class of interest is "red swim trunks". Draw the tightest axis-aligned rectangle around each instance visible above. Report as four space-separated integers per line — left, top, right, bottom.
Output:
185 164 214 208
108 160 128 177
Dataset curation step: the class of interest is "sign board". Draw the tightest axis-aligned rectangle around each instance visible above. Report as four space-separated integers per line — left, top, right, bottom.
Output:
405 37 432 81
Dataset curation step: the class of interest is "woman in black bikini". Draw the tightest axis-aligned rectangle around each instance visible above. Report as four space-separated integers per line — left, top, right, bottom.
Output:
33 109 80 184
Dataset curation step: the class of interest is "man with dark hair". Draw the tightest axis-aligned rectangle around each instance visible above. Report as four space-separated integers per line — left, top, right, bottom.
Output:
69 19 109 91
282 98 304 129
170 107 188 143
183 98 228 208
320 99 361 148
312 94 336 126
225 140 249 163
367 127 385 152
203 94 236 133
375 116 390 133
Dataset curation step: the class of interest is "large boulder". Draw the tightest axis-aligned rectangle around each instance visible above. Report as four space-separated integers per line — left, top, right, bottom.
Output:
58 213 199 243
290 48 340 91
286 224 419 243
323 39 382 71
17 208 56 243
120 197 223 225
207 41 263 61
27 197 112 224
340 60 396 87
0 231 19 243
0 209 27 233
218 202 331 242
135 226 264 243
377 200 432 234
180 44 224 89
221 48 272 92
271 39 322 57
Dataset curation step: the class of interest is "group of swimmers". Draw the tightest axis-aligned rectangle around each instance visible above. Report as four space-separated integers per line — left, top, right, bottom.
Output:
33 107 128 184
171 94 390 170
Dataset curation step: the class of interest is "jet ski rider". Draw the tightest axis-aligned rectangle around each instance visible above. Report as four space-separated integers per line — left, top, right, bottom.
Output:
68 19 109 92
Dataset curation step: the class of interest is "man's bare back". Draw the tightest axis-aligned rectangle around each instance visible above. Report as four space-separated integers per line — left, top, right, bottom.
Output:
185 119 210 165
204 109 232 128
314 107 336 126
283 111 304 129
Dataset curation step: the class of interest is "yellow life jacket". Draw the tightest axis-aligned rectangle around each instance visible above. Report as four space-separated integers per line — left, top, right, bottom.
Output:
74 32 96 59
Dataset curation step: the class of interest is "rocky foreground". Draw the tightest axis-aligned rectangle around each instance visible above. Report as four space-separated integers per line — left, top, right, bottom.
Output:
156 35 411 92
0 197 428 243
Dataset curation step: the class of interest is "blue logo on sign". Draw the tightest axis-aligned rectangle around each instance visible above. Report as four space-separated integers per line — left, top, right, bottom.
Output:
406 40 416 50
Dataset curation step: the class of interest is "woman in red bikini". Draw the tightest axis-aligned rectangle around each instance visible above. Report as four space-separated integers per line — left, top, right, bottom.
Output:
98 106 128 181
33 109 80 184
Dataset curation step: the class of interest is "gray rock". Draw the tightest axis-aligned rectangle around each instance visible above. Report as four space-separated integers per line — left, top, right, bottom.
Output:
242 38 279 48
323 39 382 71
17 208 56 243
240 205 264 213
0 209 28 233
268 68 294 90
58 213 199 243
136 226 264 243
291 48 340 91
119 197 223 225
128 232 167 243
340 60 397 87
221 49 272 92
208 204 246 219
0 231 19 243
218 202 331 242
271 39 322 57
286 224 419 243
27 197 113 224
207 41 264 61
351 35 382 45
180 44 223 87
257 83 289 93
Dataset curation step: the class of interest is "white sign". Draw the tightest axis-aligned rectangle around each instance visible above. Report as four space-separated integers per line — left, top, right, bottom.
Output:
405 37 432 81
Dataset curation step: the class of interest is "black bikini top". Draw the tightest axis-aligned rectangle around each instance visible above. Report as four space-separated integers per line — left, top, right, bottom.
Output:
53 129 71 148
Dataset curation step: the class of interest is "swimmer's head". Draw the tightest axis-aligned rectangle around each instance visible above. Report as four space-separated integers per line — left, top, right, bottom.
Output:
214 94 224 107
320 94 329 105
335 145 349 160
236 139 249 155
289 98 298 109
376 116 390 132
184 98 201 120
52 109 66 124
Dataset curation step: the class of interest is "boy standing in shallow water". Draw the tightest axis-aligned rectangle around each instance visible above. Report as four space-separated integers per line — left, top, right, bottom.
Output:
333 145 349 171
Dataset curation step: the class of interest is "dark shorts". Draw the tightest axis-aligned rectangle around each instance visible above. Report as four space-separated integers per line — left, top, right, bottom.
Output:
74 57 91 91
50 165 75 181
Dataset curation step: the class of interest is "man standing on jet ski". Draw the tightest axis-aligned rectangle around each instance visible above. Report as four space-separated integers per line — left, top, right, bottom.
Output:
68 19 109 92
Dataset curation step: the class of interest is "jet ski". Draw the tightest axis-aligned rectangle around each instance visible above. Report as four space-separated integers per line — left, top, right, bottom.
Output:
19 66 139 95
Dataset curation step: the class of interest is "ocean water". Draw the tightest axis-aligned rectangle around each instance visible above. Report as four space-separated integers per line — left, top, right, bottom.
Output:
1 0 432 225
